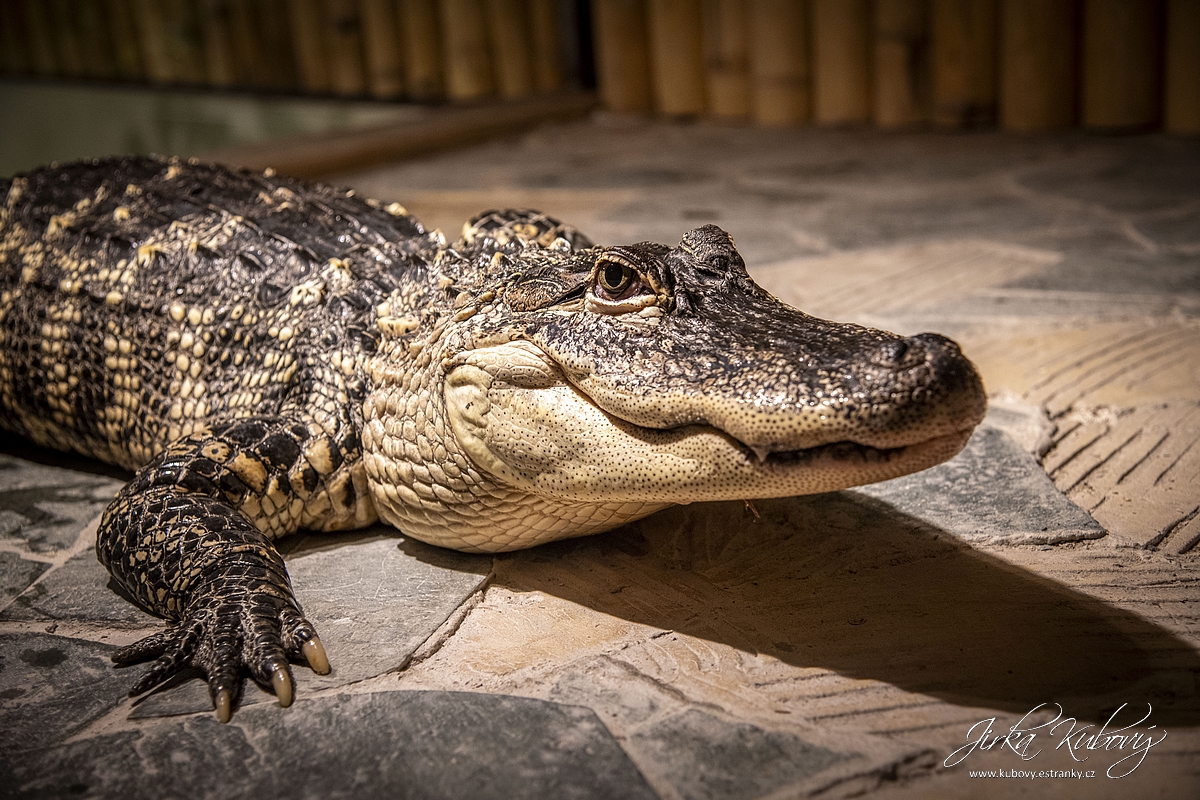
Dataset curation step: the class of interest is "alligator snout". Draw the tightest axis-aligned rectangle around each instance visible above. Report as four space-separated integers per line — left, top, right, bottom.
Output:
912 332 984 403
870 333 982 411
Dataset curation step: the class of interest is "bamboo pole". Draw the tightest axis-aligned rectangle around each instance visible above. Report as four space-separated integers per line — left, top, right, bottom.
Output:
440 0 495 100
48 0 86 78
75 0 119 79
132 0 206 85
874 0 929 128
1165 0 1200 133
23 0 60 76
400 0 444 99
361 0 405 97
323 0 368 94
255 0 300 89
485 0 535 98
199 0 236 87
703 0 750 119
0 1 33 76
930 0 997 128
288 0 330 92
812 0 871 124
528 0 563 92
167 0 206 84
229 0 267 86
131 0 172 82
648 0 706 115
748 0 809 125
999 0 1077 132
592 0 653 113
105 0 145 79
1081 0 1162 130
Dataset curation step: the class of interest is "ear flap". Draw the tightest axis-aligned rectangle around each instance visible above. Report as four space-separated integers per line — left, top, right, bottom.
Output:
505 266 589 312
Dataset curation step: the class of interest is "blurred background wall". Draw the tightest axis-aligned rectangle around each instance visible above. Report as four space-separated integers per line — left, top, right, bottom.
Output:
593 0 1197 134
0 1 588 101
0 0 1196 175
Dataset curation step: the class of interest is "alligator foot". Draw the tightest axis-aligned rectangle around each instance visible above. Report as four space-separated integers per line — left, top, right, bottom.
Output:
114 595 329 723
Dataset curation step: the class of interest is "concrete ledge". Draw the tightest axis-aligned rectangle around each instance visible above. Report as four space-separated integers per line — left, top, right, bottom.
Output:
198 92 598 179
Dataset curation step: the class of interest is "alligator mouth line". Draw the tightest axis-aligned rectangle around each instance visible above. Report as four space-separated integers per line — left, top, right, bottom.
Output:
440 339 981 512
742 439 908 466
731 429 973 469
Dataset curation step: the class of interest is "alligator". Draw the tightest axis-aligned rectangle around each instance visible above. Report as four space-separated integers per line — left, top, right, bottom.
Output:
0 156 986 722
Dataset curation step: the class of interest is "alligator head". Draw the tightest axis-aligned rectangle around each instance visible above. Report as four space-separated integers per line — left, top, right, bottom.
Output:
362 222 986 552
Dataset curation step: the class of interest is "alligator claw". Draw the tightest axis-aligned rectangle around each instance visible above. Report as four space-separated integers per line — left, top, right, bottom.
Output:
302 636 330 675
270 667 292 708
215 688 233 724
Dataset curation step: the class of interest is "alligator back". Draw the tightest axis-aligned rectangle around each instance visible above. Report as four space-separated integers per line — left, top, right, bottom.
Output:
0 156 437 471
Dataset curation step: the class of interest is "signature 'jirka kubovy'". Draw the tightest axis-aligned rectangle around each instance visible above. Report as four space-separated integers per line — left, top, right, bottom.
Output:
0 156 987 721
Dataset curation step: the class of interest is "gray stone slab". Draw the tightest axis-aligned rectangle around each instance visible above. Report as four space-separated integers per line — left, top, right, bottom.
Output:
129 530 491 718
547 656 869 797
346 124 1200 304
1015 146 1200 215
3 525 490 718
0 470 122 554
818 190 1054 253
549 656 673 729
1 546 156 625
0 551 50 609
0 448 125 491
0 633 129 752
857 426 1105 545
628 709 846 800
5 691 659 800
1007 247 1200 298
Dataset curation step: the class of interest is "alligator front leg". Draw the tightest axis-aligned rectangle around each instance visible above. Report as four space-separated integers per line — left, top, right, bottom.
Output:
96 415 367 721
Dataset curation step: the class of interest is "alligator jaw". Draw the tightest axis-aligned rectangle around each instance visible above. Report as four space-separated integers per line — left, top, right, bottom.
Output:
367 333 980 552
440 340 979 507
742 430 973 470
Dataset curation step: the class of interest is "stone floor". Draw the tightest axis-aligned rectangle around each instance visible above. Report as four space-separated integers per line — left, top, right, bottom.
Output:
2 120 1199 799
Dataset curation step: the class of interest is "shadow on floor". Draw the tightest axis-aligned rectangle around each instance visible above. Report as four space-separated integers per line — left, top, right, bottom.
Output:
485 494 1200 727
6 427 1195 727
0 431 132 481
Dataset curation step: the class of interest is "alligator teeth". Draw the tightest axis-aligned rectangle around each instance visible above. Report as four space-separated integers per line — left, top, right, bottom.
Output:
750 445 771 464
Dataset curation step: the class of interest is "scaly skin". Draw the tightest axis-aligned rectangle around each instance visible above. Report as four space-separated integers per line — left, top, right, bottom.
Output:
0 156 986 720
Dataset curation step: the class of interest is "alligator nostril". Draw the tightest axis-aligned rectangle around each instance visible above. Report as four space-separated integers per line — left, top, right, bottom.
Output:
874 338 915 367
883 340 909 363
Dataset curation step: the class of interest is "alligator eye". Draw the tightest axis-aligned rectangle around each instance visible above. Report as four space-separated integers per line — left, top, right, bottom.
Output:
600 262 633 294
594 260 642 301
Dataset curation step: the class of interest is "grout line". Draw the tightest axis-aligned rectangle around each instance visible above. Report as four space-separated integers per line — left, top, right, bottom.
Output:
1029 327 1169 395
1154 436 1199 488
1148 506 1200 553
1063 428 1144 493
1115 430 1170 487
1046 426 1108 479
395 564 494 673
